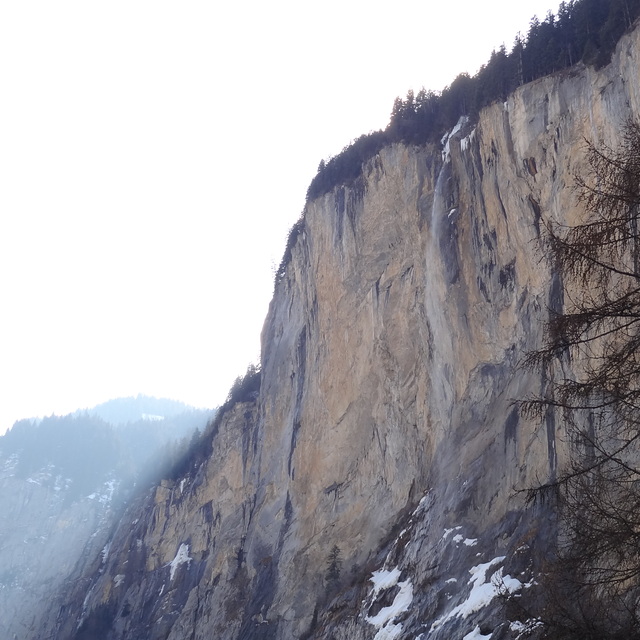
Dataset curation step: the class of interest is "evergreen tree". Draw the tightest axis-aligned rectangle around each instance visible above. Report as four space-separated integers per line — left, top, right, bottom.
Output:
325 545 342 591
524 120 640 637
307 0 640 202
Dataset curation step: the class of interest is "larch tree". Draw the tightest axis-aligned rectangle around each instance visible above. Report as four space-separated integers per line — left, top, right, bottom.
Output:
523 119 640 638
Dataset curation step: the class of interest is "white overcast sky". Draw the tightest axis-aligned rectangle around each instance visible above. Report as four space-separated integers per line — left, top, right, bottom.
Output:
0 0 560 434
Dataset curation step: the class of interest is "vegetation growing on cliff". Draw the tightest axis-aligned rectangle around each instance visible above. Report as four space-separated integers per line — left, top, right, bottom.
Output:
306 0 640 202
164 364 262 478
274 216 305 285
163 364 261 481
325 544 342 593
224 363 262 407
524 120 640 638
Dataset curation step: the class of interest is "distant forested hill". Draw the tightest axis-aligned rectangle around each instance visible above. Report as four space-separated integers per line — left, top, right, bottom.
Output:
0 397 215 500
79 394 202 425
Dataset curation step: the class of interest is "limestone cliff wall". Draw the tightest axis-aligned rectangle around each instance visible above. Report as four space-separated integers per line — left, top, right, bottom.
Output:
32 23 640 640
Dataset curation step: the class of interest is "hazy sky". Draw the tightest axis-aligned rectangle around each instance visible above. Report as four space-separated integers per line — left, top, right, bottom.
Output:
0 0 560 434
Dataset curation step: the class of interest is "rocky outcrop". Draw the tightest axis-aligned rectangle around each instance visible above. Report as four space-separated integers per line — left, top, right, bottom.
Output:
29 22 640 640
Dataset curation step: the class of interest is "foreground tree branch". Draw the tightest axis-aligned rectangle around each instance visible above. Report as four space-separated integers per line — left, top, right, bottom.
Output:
523 120 640 639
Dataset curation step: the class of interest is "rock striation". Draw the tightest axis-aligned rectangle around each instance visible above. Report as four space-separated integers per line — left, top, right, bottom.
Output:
28 22 640 640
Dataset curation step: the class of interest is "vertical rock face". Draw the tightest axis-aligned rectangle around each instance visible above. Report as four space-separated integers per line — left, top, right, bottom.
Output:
31 24 640 640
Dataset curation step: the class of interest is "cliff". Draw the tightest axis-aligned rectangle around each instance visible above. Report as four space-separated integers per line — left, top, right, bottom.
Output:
30 23 640 640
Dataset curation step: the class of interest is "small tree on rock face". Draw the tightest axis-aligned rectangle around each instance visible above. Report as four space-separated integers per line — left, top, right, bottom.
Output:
325 545 342 592
523 120 640 638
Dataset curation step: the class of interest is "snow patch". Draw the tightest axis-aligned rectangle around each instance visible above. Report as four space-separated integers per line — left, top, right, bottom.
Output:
365 567 413 640
79 589 94 626
372 621 403 640
461 127 477 152
87 479 117 504
510 619 543 639
1 453 19 478
100 479 117 504
463 625 493 640
442 526 462 540
366 581 413 639
447 528 476 546
114 574 125 588
369 567 401 594
441 116 469 160
431 557 523 632
101 543 111 564
366 579 413 627
169 543 192 581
